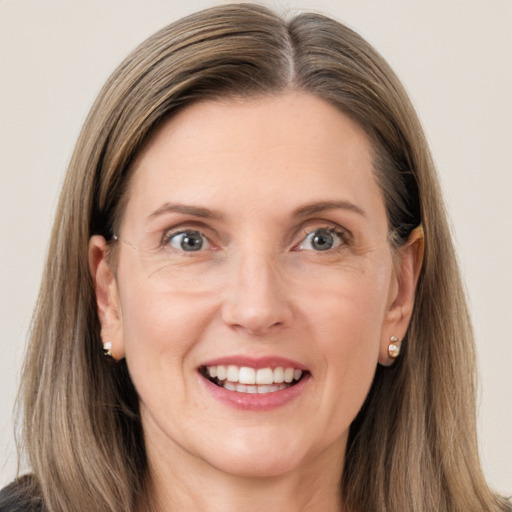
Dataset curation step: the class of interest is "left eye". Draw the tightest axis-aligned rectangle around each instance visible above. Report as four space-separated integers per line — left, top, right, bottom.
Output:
297 228 344 252
167 230 210 252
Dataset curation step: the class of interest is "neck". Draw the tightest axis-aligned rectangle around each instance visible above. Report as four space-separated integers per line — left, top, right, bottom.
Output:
140 438 345 512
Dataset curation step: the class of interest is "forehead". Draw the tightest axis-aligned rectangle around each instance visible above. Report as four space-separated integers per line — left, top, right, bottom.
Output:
122 92 384 227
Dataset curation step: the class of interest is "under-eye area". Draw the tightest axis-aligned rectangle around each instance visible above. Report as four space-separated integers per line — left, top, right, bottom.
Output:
199 365 307 394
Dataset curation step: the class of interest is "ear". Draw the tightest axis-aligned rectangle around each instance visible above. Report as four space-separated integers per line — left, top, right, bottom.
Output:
89 235 125 360
379 226 424 366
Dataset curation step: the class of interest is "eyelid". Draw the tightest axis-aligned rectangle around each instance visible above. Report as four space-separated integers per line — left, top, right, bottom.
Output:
305 224 352 240
291 220 353 248
297 226 349 251
157 220 352 252
168 230 210 250
160 223 219 250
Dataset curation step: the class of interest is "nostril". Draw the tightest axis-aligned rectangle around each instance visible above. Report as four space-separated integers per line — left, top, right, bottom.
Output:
246 321 283 336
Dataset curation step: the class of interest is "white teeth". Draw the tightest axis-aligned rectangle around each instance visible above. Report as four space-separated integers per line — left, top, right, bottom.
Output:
220 382 291 394
256 367 273 385
273 367 285 383
204 364 305 391
239 367 256 385
227 365 239 382
216 365 227 380
224 381 236 391
284 367 294 383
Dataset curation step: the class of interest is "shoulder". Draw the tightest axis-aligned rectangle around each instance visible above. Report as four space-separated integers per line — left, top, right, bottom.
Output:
0 476 43 512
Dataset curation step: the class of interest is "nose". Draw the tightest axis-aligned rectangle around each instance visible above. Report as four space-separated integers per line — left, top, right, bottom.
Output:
221 250 293 336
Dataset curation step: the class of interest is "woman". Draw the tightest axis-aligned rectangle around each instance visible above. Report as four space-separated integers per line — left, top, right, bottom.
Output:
0 3 509 511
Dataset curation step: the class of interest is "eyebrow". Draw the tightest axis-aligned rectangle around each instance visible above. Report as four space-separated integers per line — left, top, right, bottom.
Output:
148 200 366 221
148 203 225 221
293 200 367 218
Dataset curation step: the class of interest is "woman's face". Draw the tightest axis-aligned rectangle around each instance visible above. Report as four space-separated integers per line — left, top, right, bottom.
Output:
92 92 418 480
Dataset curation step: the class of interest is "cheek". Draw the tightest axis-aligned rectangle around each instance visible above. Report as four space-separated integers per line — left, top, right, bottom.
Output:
297 260 392 417
119 269 215 343
116 282 220 439
298 254 392 347
306 286 384 386
116 278 218 396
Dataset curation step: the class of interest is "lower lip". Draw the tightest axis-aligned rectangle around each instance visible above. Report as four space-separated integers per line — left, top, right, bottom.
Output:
200 374 310 411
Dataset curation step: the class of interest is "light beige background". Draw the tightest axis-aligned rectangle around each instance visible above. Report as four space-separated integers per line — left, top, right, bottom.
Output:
1 0 511 494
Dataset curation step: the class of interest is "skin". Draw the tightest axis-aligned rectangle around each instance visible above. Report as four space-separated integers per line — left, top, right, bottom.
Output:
89 92 423 512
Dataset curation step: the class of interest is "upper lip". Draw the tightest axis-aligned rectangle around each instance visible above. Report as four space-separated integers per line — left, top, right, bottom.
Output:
200 355 308 371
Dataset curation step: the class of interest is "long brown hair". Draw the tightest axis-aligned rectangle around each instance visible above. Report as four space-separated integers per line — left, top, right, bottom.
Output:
16 3 509 511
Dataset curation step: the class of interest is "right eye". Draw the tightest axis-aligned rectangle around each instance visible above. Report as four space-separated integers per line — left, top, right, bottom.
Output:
165 230 210 252
294 227 348 252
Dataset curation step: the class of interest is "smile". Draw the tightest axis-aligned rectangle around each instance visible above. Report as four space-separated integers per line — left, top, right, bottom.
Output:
200 365 304 394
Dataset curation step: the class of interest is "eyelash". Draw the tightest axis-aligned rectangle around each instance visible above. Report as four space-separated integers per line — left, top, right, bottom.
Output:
295 226 351 252
160 224 352 253
161 229 212 252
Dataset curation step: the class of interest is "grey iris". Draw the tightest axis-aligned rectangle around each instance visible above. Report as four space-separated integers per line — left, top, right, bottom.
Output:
311 229 334 251
181 231 204 251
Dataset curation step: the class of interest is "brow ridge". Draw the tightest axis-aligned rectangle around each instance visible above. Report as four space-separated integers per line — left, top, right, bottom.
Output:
293 200 366 218
148 200 365 221
148 203 225 221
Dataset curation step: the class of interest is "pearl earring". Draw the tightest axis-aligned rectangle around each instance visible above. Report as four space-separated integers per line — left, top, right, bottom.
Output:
388 336 401 359
102 341 113 357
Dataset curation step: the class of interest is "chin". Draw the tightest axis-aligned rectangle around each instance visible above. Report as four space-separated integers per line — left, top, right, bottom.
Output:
210 451 302 479
197 429 319 479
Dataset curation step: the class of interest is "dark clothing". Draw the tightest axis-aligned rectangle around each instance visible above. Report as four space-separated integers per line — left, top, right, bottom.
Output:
0 477 43 512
